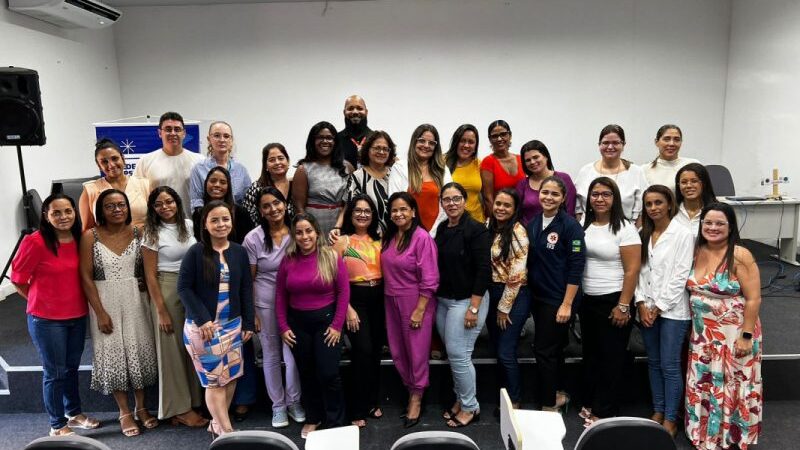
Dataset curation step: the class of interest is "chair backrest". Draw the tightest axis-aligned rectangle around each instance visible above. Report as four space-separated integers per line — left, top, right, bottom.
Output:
705 164 735 196
209 430 300 450
25 435 112 450
574 417 676 450
391 431 480 450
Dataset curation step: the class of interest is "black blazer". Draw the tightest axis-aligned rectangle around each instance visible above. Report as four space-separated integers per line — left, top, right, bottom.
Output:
177 242 255 331
434 213 492 299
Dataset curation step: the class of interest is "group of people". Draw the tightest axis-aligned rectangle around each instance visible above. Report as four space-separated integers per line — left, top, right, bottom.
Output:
10 98 762 450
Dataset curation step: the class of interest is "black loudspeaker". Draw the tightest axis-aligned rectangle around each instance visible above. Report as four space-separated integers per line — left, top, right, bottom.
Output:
0 67 46 146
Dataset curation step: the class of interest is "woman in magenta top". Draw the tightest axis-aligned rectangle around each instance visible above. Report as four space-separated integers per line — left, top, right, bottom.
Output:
481 120 525 217
381 192 439 428
11 193 100 436
276 213 350 438
515 139 577 226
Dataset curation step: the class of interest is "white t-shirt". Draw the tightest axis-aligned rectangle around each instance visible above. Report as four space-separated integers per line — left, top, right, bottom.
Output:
582 221 641 296
642 156 700 192
141 219 196 272
542 214 555 230
574 162 649 220
134 148 203 216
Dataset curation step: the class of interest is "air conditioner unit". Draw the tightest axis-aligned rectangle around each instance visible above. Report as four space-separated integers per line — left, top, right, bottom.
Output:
9 0 122 29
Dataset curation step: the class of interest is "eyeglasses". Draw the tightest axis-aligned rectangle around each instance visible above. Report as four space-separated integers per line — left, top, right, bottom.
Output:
103 202 128 211
590 191 614 199
415 138 437 147
702 220 729 228
315 135 335 142
210 133 232 140
353 208 373 216
441 195 464 205
154 198 175 209
599 140 623 147
161 126 184 134
371 146 390 154
489 131 510 141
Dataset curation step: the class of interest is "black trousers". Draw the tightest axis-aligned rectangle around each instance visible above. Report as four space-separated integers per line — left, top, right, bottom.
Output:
345 284 386 420
532 301 570 407
579 292 633 418
288 304 345 427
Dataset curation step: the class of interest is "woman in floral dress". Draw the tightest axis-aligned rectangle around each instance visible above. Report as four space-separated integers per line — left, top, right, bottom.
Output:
685 202 762 449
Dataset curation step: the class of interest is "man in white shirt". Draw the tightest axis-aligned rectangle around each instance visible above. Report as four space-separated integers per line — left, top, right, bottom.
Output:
134 111 203 215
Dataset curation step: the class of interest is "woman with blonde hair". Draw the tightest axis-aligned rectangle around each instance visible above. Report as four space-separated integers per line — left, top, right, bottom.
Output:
189 121 252 211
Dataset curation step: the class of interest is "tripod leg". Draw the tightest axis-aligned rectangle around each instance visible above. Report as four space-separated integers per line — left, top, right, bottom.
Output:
1 230 31 282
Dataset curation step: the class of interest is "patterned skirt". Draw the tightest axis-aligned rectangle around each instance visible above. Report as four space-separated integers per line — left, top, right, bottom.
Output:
183 316 243 388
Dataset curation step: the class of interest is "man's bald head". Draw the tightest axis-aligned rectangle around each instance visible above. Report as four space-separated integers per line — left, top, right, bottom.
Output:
343 95 367 126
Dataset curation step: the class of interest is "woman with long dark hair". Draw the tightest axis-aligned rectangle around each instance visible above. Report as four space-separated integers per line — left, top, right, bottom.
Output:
332 194 385 427
515 139 577 226
481 120 525 217
178 200 255 437
642 124 698 190
445 124 484 222
141 186 207 427
12 194 101 436
276 213 350 438
634 185 693 437
578 177 641 425
79 189 158 437
242 187 305 429
674 163 717 237
242 143 294 224
191 166 254 244
381 192 439 428
685 203 762 449
292 121 354 236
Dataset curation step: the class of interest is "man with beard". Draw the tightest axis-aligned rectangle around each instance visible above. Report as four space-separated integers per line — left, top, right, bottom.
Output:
134 111 203 215
335 95 371 168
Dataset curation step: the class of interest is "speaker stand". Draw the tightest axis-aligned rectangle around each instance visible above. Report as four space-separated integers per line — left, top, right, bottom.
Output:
1 145 35 283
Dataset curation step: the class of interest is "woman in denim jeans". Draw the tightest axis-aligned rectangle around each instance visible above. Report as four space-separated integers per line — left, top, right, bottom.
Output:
635 185 693 437
12 194 101 436
434 182 492 428
485 188 530 409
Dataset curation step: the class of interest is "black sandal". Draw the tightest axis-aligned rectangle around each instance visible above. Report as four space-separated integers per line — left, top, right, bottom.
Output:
446 410 480 428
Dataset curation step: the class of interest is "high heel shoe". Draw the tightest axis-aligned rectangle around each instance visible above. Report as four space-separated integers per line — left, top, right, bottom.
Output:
207 420 221 439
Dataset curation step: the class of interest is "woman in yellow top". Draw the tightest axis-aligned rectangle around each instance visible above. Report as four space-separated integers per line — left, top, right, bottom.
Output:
332 194 385 428
445 124 483 223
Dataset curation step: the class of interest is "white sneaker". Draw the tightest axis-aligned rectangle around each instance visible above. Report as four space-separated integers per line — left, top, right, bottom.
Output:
287 403 306 423
272 410 289 428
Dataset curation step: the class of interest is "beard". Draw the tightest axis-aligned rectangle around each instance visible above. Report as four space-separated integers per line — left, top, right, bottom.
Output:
345 115 368 135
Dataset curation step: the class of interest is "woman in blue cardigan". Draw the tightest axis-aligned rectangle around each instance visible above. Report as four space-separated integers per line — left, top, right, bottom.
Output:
527 175 585 413
178 200 255 437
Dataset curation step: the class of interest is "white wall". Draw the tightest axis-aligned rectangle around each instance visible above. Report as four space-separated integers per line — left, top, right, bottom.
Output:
0 8 123 290
722 0 800 197
113 0 731 175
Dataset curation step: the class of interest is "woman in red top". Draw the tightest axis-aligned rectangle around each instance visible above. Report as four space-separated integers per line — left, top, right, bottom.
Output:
481 120 525 217
11 193 101 436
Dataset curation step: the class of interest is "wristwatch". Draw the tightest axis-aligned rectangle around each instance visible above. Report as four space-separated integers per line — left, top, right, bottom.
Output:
742 331 753 340
616 303 630 314
469 306 479 314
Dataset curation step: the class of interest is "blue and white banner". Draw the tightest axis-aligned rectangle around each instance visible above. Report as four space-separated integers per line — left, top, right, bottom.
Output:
94 117 203 176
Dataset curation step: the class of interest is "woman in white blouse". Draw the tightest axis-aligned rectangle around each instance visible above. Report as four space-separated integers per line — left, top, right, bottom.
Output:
579 177 641 426
673 163 718 238
575 124 648 226
634 185 693 438
642 125 698 191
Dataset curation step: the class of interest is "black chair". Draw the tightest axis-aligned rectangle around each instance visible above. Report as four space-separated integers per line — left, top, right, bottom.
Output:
209 431 299 450
706 164 735 197
25 435 111 450
575 417 676 450
391 431 480 450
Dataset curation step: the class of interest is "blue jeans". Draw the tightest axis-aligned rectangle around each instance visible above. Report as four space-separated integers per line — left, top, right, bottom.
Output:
436 293 489 412
640 317 691 421
485 284 531 404
27 314 87 429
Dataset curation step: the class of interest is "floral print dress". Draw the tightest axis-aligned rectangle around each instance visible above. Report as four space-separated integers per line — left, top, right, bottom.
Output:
685 263 762 449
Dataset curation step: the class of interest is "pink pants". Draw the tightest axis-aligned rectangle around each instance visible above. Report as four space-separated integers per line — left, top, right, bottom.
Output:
385 294 436 396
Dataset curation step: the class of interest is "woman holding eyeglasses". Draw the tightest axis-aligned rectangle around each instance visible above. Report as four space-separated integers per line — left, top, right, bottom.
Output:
381 192 439 428
674 163 717 238
634 185 693 438
445 124 484 223
189 121 252 211
141 187 207 427
642 125 698 191
575 125 648 225
276 213 350 438
388 124 452 236
332 194 385 427
515 140 577 226
79 189 158 437
293 121 354 237
685 203 762 449
242 143 295 225
435 182 491 428
79 138 151 232
578 177 641 426
481 120 525 218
